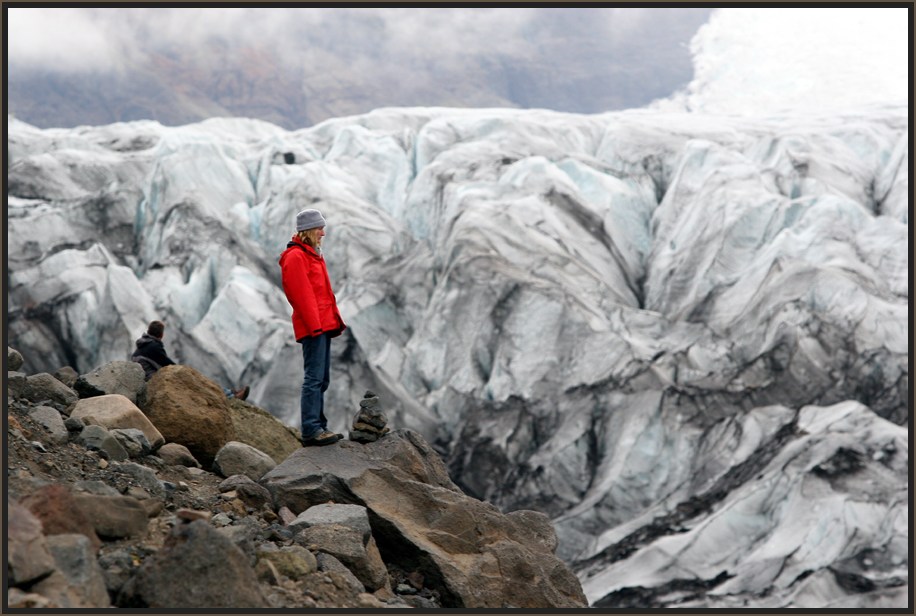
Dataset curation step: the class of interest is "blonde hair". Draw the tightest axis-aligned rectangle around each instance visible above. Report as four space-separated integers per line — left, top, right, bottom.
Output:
297 228 322 248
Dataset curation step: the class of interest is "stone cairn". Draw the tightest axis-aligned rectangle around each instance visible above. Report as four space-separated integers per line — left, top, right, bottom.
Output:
348 390 391 443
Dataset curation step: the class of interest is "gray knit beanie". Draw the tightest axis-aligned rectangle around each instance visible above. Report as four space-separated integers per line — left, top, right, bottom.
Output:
296 208 327 231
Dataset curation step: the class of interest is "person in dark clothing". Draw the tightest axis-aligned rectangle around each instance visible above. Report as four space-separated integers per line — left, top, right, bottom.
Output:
131 320 249 400
132 320 175 380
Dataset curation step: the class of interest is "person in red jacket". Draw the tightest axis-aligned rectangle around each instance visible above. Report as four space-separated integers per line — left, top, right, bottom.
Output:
279 208 347 446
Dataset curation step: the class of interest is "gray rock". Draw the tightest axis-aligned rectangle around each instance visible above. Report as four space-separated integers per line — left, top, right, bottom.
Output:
74 360 146 404
31 534 111 608
64 416 85 432
7 501 56 586
505 509 559 554
215 517 262 567
111 461 165 497
54 366 79 388
7 370 27 398
295 523 388 592
349 391 389 441
256 545 318 580
111 428 153 458
6 588 56 609
117 519 269 608
349 428 386 444
97 548 140 596
211 513 233 527
74 480 121 497
28 405 69 445
23 373 78 407
217 475 273 510
289 503 372 542
213 441 276 482
263 429 586 608
70 394 164 449
77 424 129 462
72 494 149 539
155 442 201 468
315 552 367 595
8 346 24 371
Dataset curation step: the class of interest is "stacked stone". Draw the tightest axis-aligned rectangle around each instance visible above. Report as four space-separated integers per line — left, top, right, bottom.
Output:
348 391 390 443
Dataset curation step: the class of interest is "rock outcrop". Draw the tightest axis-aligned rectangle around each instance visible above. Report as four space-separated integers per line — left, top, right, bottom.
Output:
261 430 587 608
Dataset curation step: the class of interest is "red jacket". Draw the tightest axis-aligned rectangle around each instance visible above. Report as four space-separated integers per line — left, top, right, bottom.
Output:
279 236 346 341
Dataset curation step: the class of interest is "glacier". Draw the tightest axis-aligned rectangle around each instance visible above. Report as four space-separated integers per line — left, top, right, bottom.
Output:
5 105 909 608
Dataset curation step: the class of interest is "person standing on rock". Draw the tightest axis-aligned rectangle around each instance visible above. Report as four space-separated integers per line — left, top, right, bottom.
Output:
131 320 249 399
279 208 347 447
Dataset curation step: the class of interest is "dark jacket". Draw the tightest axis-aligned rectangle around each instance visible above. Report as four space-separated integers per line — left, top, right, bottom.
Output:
278 236 346 341
131 333 175 380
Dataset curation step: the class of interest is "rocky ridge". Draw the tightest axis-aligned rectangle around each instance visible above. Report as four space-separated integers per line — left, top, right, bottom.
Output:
6 346 586 609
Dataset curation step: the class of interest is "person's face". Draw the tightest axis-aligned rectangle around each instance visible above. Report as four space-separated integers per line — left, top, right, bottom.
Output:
312 226 326 246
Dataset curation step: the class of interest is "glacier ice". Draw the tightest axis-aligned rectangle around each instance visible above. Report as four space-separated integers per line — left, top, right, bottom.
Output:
5 106 908 608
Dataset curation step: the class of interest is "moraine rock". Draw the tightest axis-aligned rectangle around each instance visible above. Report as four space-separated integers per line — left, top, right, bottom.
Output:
118 519 269 608
20 484 102 551
77 425 129 462
214 441 277 482
8 346 24 372
72 494 149 540
22 373 78 407
226 398 302 465
74 360 146 404
256 545 318 581
28 406 69 445
218 474 273 510
70 394 164 450
110 428 153 458
30 534 111 608
7 501 56 586
53 366 79 389
295 523 389 592
139 365 234 467
155 442 201 468
261 429 586 608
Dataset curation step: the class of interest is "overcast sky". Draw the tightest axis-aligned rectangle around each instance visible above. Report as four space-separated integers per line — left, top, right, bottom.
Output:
7 6 910 118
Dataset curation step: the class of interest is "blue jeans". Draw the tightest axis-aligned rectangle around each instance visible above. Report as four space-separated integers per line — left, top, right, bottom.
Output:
300 333 331 440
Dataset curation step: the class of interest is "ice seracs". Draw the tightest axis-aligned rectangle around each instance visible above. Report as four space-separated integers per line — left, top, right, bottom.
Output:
6 104 908 608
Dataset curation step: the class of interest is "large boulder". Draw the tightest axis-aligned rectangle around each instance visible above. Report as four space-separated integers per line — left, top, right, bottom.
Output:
22 373 78 407
139 365 234 467
70 394 165 450
74 360 146 404
261 430 587 608
226 399 302 464
117 519 269 608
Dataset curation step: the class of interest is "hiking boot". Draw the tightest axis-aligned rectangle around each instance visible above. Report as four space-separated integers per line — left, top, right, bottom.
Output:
301 430 340 447
234 385 250 401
